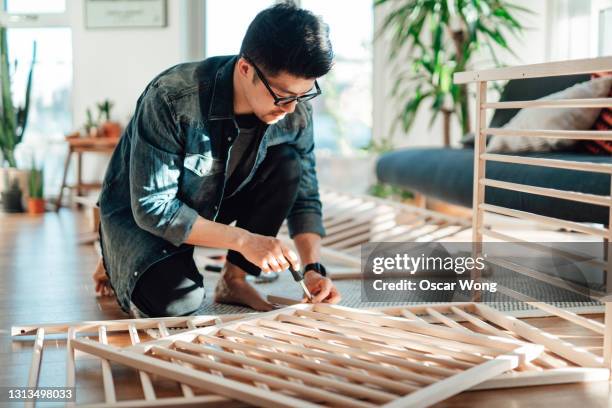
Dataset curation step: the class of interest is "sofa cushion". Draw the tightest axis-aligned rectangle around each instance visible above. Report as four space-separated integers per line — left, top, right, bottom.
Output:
486 76 612 153
376 148 610 225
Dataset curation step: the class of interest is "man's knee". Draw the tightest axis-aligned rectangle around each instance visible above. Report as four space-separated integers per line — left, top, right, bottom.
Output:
265 144 301 184
132 283 205 317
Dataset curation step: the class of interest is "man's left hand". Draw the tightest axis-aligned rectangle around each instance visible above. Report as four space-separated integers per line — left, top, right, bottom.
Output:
303 270 341 304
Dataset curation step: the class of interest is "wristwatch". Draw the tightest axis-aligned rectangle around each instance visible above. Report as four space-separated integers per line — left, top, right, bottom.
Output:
304 262 327 277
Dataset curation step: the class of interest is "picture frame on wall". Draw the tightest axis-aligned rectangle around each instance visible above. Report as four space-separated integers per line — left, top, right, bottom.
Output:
85 0 167 29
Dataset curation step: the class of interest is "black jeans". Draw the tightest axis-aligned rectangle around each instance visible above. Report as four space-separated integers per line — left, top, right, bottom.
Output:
130 144 302 317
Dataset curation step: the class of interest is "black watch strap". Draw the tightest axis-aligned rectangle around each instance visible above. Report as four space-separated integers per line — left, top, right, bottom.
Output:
304 262 326 277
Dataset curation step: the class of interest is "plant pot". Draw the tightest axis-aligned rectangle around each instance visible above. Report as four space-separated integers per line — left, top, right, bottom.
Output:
27 198 46 215
0 167 30 210
99 121 122 139
1 188 23 213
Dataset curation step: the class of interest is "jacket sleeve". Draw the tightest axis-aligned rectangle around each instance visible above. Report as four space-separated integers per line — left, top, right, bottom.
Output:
286 102 326 238
128 86 199 246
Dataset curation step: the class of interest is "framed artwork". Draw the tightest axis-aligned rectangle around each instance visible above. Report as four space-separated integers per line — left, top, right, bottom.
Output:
85 0 167 29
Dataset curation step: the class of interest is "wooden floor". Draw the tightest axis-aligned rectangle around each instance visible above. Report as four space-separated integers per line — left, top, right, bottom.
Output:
1 209 611 407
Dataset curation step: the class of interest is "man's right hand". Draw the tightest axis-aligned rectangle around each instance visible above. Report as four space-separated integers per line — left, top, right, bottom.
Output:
239 232 300 274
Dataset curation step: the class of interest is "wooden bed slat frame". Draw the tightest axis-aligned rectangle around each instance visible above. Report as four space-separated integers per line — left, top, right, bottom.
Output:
378 302 610 389
12 302 609 405
69 304 542 408
454 55 612 374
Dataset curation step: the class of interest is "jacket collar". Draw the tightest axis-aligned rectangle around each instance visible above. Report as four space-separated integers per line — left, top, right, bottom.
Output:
208 55 238 121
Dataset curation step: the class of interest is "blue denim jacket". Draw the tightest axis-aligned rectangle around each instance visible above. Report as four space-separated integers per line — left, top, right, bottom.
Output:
99 55 325 313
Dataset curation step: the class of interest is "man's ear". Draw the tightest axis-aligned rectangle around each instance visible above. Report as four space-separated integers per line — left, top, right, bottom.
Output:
237 57 251 78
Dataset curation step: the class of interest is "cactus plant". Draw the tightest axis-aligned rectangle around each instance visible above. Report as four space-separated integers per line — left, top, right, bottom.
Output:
97 99 114 122
28 160 43 199
0 26 37 168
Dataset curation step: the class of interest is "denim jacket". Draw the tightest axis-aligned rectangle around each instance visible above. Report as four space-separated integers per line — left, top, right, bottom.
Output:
98 55 325 313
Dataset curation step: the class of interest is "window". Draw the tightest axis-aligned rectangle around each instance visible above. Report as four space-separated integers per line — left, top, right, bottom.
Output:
0 1 72 193
5 0 66 14
598 6 612 56
204 0 373 153
299 0 373 153
205 0 273 57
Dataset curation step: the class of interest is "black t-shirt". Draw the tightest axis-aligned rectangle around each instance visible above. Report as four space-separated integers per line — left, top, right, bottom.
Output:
224 114 266 196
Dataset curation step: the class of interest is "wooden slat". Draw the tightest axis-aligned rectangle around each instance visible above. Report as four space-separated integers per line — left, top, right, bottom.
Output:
480 178 612 207
472 304 603 368
174 340 396 403
72 339 319 408
526 302 606 335
218 328 438 386
66 327 76 407
207 333 420 392
158 322 195 398
128 324 156 401
481 153 612 174
485 128 612 141
454 56 612 83
483 98 612 109
473 81 488 243
239 323 468 373
98 326 117 403
24 328 45 408
480 203 610 237
485 256 605 301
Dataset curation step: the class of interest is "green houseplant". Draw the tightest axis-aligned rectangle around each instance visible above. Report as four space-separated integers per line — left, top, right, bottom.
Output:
0 26 36 168
0 26 36 212
97 99 122 139
27 160 44 215
375 0 531 144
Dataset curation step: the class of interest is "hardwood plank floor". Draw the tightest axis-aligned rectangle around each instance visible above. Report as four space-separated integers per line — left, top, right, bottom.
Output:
0 209 610 406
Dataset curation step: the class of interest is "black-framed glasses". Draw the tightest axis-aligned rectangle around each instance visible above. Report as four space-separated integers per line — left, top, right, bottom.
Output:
243 55 322 106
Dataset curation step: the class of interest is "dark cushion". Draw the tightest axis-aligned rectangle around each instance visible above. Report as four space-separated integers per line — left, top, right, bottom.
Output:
376 148 610 225
489 74 591 128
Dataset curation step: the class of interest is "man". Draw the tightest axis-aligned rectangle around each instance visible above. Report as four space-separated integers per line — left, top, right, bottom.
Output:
94 3 341 317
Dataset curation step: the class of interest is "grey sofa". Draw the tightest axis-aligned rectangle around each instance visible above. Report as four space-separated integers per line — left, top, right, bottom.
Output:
376 74 611 225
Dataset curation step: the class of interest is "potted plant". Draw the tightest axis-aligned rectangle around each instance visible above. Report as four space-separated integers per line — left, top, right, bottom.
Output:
97 99 122 139
0 26 37 212
375 0 531 145
83 107 99 137
27 160 44 215
1 178 22 213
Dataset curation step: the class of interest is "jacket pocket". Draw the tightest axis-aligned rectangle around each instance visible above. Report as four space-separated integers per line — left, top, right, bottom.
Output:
183 153 224 177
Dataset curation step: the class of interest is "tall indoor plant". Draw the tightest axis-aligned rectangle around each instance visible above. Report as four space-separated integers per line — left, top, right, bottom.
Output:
375 0 531 144
0 26 36 168
0 26 37 211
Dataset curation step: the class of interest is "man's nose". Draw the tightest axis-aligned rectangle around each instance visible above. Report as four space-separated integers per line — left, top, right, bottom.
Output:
279 100 297 114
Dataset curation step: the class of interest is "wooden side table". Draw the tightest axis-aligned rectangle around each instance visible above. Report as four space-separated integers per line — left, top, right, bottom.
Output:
56 136 119 211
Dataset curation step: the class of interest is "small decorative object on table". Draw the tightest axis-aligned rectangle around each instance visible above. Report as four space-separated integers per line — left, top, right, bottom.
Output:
27 160 45 215
97 99 122 139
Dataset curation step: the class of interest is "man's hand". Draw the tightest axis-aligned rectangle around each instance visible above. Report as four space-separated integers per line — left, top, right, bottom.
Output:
303 270 341 304
239 232 301 274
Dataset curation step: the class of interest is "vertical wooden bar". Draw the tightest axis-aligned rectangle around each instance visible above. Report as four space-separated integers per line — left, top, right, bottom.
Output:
605 177 612 375
471 81 488 302
24 328 44 408
66 327 76 407
472 81 488 244
98 326 117 403
158 321 195 398
128 324 156 400
76 151 83 199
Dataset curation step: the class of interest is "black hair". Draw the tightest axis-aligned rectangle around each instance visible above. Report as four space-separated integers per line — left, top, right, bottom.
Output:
240 2 334 79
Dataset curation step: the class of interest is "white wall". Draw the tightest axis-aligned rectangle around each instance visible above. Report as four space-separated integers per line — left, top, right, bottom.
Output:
373 0 550 149
70 1 185 127
68 0 202 185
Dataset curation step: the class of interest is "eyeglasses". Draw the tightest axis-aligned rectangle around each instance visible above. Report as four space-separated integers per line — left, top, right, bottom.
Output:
243 55 322 106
